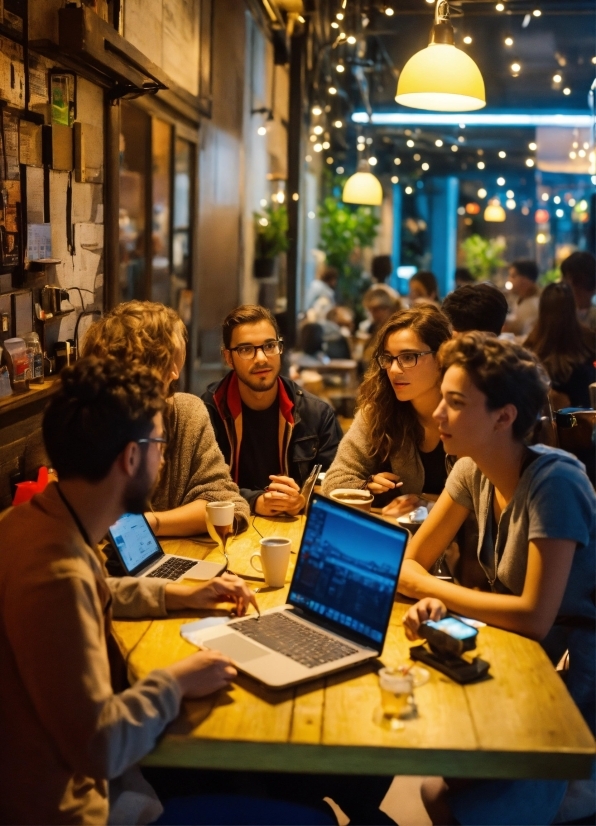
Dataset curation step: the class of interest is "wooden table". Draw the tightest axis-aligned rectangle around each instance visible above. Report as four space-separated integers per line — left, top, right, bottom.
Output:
113 516 595 780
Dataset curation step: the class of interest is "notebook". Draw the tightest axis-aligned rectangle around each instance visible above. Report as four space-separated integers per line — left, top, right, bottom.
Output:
108 513 226 581
188 493 408 688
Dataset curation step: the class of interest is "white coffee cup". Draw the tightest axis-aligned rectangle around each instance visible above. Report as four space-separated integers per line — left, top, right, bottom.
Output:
250 537 291 588
206 501 235 526
329 488 374 512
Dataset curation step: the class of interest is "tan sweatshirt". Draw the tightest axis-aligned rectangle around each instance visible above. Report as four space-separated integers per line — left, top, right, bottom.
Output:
0 485 181 825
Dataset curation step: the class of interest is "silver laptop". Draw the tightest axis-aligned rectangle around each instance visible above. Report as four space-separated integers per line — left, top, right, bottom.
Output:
108 513 226 581
193 494 409 688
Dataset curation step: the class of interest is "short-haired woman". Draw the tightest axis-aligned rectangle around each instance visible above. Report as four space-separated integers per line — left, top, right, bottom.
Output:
400 333 595 825
322 305 452 516
82 301 249 536
524 281 596 408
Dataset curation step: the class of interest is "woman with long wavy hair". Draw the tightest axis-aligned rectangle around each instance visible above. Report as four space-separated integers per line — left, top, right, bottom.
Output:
322 305 452 516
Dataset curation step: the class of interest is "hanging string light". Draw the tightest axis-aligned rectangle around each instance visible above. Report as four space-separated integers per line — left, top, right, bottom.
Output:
395 0 485 112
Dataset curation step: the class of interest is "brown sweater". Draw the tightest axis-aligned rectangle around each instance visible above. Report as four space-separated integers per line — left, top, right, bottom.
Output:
152 392 250 529
0 485 181 824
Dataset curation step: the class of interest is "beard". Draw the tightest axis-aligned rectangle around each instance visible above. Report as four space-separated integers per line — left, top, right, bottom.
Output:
239 364 280 393
123 452 158 514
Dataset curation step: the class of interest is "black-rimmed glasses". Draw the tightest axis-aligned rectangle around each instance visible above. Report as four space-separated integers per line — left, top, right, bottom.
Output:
228 340 284 360
377 351 435 370
137 437 168 455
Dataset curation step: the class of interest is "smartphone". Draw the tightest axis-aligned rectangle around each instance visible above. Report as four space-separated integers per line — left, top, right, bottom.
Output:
419 615 478 657
300 464 322 511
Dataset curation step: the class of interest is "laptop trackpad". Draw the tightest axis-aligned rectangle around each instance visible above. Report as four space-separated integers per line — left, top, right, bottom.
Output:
207 633 270 663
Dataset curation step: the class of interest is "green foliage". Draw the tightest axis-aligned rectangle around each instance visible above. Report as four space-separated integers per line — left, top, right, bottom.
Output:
539 267 561 287
253 204 289 259
318 194 380 308
460 234 507 280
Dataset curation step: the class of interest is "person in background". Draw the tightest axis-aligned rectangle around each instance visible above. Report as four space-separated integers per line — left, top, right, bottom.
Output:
561 250 596 331
304 266 338 311
323 306 452 516
371 254 393 284
524 282 596 409
82 301 250 536
454 267 475 288
361 286 402 339
202 305 342 516
442 282 509 336
409 270 440 306
0 357 257 825
399 333 595 826
502 259 540 338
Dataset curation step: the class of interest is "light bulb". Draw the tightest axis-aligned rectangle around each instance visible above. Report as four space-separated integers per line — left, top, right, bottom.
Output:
563 87 571 95
260 198 267 207
459 123 466 129
312 105 322 116
553 196 561 204
259 218 268 226
506 189 514 198
532 9 541 16
368 156 377 166
329 86 337 95
309 135 316 143
529 142 537 150
336 64 345 73
541 193 549 201
336 166 344 174
314 143 323 152
421 162 430 171
407 139 415 148
496 3 505 10
497 177 505 186
305 154 312 162
478 188 487 198
556 209 564 218
435 139 443 147
331 21 339 29
553 74 562 83
458 135 465 143
322 141 330 149
569 151 577 159
477 161 485 169
385 7 394 16
334 120 343 128
526 158 535 167
394 157 401 165
413 153 421 161
357 143 365 151
511 62 521 73
313 125 323 135
504 37 513 46
506 199 516 210
451 145 458 152
498 150 507 158
391 175 399 183
336 12 344 20
463 36 472 45
308 211 315 219
569 198 576 207
347 35 357 45
326 157 334 164
405 186 413 194
292 193 299 201
579 149 586 158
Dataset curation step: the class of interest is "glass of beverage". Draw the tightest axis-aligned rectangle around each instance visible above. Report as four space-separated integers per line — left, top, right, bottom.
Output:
205 501 236 569
377 667 413 730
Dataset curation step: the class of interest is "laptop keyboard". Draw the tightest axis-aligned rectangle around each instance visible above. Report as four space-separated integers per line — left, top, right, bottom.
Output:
231 611 358 668
146 557 196 579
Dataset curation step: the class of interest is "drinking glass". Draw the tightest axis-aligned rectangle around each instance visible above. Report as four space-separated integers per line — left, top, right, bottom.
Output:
205 501 236 570
376 667 413 731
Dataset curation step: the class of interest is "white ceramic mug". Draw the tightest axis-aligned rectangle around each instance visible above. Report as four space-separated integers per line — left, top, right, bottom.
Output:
206 501 235 526
329 488 374 512
250 537 291 588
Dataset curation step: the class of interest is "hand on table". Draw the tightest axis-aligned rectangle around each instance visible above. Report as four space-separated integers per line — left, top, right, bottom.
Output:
366 472 403 496
166 650 237 698
165 573 260 616
255 475 305 516
382 494 425 518
403 598 447 641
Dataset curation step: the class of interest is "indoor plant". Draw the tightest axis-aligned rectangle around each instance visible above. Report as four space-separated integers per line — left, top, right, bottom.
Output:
253 204 289 279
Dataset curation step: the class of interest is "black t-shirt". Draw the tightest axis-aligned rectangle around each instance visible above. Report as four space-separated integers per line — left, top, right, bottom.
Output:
418 441 448 495
237 399 281 491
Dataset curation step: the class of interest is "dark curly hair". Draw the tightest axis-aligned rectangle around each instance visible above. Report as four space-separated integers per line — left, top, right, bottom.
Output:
438 332 549 441
43 356 165 482
358 305 452 461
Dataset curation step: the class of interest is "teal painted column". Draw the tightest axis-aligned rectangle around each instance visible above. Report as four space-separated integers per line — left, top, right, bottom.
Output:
428 176 459 298
391 182 402 293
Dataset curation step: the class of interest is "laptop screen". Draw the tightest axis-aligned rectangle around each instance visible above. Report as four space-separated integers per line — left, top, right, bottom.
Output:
288 495 408 649
108 513 163 575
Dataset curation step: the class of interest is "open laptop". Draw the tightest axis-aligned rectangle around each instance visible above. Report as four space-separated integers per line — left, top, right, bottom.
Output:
192 493 409 688
108 513 226 581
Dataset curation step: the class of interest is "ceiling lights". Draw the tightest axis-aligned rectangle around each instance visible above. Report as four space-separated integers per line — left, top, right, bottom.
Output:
342 162 383 206
484 199 506 222
353 113 592 128
395 0 486 112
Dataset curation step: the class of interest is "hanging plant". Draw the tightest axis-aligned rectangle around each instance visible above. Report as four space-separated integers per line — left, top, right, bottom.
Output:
460 234 507 280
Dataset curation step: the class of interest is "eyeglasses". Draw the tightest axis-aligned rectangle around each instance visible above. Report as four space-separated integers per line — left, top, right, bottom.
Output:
228 340 284 360
377 351 435 370
137 437 168 455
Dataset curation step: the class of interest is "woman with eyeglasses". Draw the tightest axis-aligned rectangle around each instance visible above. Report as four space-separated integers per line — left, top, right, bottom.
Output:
82 301 250 536
322 305 452 517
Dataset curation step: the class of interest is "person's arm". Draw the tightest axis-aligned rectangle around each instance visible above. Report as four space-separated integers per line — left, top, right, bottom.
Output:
254 475 305 516
321 411 386 493
145 500 208 537
402 538 577 641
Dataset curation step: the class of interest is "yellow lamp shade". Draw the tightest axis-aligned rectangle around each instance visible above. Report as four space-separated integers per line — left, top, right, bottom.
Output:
484 200 506 222
396 43 486 112
342 171 383 206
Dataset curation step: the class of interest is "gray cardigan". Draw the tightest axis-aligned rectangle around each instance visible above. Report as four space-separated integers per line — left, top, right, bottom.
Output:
321 410 426 496
151 393 250 529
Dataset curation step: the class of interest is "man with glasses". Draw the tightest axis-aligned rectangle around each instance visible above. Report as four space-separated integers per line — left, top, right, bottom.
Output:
0 357 257 824
203 305 342 515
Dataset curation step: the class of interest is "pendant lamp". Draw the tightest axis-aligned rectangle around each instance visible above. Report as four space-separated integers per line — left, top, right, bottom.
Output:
395 0 485 112
342 161 383 206
484 199 506 222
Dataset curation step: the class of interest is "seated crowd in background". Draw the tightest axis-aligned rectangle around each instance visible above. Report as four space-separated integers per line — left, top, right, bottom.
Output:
502 259 540 338
561 250 596 331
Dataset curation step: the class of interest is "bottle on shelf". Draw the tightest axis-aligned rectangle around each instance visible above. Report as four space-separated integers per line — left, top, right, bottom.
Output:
23 332 44 385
